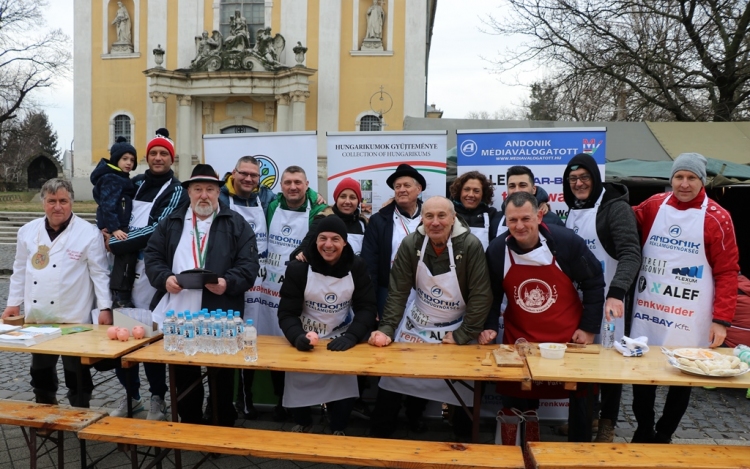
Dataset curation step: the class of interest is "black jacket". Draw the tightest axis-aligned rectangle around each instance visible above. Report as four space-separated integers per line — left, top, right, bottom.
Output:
290 206 367 260
361 201 422 288
278 238 377 345
109 170 188 255
90 158 135 233
562 153 641 300
452 200 504 245
144 202 260 312
484 223 605 334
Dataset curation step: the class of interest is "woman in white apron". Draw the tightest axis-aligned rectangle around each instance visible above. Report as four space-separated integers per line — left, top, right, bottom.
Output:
277 217 377 434
449 171 501 251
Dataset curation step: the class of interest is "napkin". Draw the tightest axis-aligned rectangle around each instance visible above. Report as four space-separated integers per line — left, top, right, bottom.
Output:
614 335 650 357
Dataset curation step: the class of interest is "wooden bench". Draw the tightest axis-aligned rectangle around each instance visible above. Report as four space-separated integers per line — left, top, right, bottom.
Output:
527 442 750 469
0 399 106 469
79 416 526 469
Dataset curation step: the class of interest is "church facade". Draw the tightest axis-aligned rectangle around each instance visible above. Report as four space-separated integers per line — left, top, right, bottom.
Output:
73 0 438 181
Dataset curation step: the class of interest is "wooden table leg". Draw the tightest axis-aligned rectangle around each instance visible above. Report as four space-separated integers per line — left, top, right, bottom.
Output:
58 429 64 469
472 381 482 443
29 427 37 469
168 364 182 469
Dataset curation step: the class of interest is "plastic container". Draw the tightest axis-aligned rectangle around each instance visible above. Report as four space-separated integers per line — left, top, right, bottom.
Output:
539 343 567 359
243 319 258 362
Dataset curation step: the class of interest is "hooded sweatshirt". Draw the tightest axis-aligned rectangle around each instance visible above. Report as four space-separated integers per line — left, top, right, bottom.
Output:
562 153 641 301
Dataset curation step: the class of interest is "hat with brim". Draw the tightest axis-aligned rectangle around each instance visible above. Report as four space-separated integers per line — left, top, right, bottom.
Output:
181 164 225 188
386 163 426 190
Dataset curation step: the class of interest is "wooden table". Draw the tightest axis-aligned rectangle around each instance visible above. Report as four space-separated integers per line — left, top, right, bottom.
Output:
525 347 750 389
123 335 532 443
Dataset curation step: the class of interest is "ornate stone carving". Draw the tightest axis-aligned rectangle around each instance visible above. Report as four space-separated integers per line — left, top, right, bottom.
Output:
149 91 168 103
290 90 310 103
361 0 385 51
293 42 308 66
177 95 192 107
111 1 134 54
189 15 288 72
275 94 290 106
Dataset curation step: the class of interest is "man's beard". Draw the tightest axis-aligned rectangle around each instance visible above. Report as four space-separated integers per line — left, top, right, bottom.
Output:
193 202 215 217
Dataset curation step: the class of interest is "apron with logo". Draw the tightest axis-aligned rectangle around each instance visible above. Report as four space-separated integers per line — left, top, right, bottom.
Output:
379 235 474 406
565 191 621 342
283 267 359 408
498 239 583 399
631 194 713 347
129 181 171 310
257 204 310 336
152 208 213 326
229 198 268 320
469 212 490 251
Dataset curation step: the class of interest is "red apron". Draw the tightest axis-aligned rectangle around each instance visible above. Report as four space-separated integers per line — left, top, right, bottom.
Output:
498 248 583 399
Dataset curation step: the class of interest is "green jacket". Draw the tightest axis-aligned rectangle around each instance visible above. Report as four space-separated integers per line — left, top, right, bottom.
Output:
266 188 327 228
379 217 492 345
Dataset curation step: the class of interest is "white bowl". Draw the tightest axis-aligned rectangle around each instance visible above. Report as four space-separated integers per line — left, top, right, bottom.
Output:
539 343 567 359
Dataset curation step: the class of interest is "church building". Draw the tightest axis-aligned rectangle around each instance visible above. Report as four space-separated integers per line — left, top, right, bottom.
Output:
73 0 438 182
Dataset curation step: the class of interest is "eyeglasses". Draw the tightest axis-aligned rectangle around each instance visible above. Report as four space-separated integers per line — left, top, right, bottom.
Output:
567 175 591 184
235 170 260 179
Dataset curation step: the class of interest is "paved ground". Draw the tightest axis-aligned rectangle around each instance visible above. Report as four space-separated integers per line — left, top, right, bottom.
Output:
0 244 749 468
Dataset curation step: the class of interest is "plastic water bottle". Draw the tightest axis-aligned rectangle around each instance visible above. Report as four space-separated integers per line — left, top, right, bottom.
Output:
211 312 223 355
183 313 197 356
194 311 204 353
243 319 258 362
175 312 186 353
225 312 238 354
233 313 244 351
602 319 615 349
201 311 212 353
220 313 230 354
163 310 176 352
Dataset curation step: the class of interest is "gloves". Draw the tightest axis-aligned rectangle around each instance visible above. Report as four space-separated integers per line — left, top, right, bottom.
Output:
327 334 357 352
294 334 313 352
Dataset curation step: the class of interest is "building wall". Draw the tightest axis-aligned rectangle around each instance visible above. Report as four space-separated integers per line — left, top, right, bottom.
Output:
75 0 431 178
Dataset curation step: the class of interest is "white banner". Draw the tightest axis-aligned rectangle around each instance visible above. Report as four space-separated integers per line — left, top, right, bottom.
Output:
203 131 318 192
326 131 447 217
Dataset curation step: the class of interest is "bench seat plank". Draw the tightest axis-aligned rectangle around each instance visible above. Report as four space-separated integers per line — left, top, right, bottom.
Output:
528 442 750 469
79 417 525 469
0 400 106 432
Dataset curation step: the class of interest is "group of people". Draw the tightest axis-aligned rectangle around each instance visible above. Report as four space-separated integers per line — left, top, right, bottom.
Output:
1 131 741 444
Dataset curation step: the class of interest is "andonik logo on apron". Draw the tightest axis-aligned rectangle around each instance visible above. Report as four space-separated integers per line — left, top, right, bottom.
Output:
514 279 558 313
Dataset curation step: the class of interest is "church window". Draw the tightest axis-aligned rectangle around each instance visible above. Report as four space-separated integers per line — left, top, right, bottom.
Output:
114 115 132 142
221 125 258 134
220 0 265 44
359 114 382 131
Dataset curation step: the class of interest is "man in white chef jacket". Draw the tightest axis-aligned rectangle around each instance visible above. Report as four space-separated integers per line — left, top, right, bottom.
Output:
369 196 492 439
2 179 112 407
630 153 739 443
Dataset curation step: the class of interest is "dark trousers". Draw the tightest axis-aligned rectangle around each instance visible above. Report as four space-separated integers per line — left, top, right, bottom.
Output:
175 365 236 426
632 384 691 439
30 354 93 407
239 369 285 409
370 388 428 438
109 250 138 292
501 393 592 442
114 362 168 400
600 383 622 422
291 397 356 432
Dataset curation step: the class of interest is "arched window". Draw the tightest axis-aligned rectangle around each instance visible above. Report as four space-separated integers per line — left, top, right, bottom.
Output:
221 125 258 134
114 115 132 142
359 114 382 132
220 0 265 45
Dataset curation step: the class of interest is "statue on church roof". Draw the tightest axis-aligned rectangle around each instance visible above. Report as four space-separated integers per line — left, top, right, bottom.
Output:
224 10 251 52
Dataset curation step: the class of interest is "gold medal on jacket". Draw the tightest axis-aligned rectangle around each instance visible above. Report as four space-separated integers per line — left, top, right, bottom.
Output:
31 245 50 270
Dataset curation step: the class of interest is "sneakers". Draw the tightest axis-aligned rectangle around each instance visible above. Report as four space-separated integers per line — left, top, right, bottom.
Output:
110 397 144 417
594 418 615 443
147 395 167 421
291 424 313 433
332 430 346 436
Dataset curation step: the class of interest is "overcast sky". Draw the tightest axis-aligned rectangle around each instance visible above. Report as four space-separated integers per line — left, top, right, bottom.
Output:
41 1 536 154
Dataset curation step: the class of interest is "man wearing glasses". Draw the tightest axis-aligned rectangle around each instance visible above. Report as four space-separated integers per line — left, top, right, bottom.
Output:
562 153 641 442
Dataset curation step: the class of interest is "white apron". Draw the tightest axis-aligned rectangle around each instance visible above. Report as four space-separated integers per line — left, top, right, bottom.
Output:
391 210 421 265
129 181 171 310
379 236 474 406
257 204 310 336
565 191 621 342
631 194 714 347
348 220 366 256
229 198 268 321
152 208 214 327
283 267 359 408
469 212 490 251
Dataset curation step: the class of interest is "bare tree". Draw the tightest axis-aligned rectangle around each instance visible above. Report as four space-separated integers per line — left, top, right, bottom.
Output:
486 0 750 122
465 107 525 120
0 0 71 126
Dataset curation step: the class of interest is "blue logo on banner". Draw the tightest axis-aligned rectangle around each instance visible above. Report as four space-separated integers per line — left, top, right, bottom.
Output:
460 140 478 157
